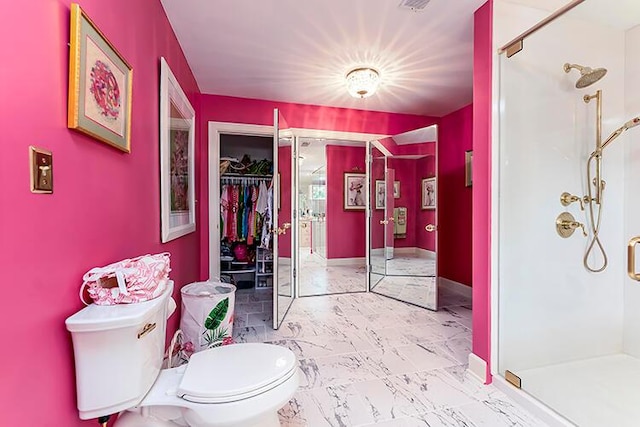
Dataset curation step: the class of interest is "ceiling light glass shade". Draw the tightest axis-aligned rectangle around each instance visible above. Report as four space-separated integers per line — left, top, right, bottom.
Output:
346 67 380 98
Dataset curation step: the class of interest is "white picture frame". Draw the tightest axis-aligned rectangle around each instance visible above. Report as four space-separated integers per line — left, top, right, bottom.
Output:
375 180 385 210
160 57 196 242
421 177 436 210
344 172 366 210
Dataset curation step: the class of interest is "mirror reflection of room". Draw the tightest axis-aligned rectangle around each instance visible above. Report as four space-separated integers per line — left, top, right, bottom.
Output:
368 126 446 310
297 138 367 296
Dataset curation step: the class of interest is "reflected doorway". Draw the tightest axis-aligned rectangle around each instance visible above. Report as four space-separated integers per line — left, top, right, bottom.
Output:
296 138 368 296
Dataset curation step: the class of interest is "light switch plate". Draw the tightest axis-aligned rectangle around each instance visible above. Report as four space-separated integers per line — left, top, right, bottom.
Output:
29 146 53 193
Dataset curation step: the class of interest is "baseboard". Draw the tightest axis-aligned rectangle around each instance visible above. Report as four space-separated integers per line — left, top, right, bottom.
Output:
439 277 472 298
468 353 488 383
325 257 366 266
492 375 573 427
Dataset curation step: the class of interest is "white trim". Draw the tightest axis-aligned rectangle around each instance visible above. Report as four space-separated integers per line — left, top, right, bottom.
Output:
290 128 387 142
492 376 573 427
371 139 393 157
208 122 274 280
468 353 488 383
439 277 472 299
325 257 366 266
160 58 196 243
490 4 502 380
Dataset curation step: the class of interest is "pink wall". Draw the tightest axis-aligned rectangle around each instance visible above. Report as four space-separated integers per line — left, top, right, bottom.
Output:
198 94 439 276
417 155 437 251
438 105 473 286
0 1 201 425
472 0 493 382
278 145 292 257
326 145 366 259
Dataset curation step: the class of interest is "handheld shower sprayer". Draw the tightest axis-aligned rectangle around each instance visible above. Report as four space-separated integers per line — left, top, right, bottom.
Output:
601 116 640 150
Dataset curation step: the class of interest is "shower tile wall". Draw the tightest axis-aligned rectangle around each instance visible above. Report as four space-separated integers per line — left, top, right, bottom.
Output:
495 0 627 373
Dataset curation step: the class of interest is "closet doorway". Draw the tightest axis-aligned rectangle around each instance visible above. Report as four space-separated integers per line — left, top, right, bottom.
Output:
209 111 295 330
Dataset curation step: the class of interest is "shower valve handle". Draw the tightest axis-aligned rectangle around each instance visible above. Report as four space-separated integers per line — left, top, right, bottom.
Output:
560 192 585 210
556 212 587 238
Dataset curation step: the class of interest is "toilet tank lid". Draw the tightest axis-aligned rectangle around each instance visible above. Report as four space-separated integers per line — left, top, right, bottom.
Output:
66 282 173 332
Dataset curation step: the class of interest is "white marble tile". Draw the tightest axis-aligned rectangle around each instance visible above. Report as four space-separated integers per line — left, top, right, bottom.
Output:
364 327 414 349
432 338 472 365
266 332 373 359
303 384 376 427
247 311 273 326
297 353 377 390
403 320 471 343
232 325 266 343
359 346 420 377
455 398 549 426
234 301 264 315
353 377 433 422
394 343 460 372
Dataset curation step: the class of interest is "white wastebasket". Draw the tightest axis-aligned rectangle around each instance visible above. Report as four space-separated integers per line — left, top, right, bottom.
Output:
180 280 236 352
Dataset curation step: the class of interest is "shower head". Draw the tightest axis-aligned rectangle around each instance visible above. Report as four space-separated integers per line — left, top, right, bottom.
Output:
564 63 608 88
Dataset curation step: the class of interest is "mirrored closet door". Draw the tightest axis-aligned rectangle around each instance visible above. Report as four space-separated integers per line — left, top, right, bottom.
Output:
367 126 438 310
273 109 295 328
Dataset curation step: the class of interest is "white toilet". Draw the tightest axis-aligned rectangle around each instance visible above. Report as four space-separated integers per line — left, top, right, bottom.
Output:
66 282 299 427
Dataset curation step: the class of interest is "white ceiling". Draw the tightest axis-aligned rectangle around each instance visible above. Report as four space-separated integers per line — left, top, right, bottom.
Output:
160 0 487 116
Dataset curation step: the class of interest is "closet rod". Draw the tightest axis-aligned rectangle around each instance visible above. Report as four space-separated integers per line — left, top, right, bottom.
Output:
221 173 272 184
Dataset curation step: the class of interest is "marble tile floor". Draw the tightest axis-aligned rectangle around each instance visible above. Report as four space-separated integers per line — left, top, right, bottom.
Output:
232 287 546 427
297 252 367 296
385 256 436 277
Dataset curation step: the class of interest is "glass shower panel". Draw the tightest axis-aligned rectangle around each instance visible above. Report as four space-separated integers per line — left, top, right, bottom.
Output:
497 1 632 425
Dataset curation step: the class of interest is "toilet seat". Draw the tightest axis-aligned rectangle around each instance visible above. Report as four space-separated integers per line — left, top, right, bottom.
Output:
177 343 297 404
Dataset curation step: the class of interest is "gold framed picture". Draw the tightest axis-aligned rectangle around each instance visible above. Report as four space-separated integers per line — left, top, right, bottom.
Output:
67 3 133 152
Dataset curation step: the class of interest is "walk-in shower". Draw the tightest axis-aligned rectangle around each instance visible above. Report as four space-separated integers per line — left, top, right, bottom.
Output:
496 1 640 426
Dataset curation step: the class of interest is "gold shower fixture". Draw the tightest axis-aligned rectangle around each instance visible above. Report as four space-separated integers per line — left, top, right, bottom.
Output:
560 192 585 210
556 212 587 238
563 63 608 88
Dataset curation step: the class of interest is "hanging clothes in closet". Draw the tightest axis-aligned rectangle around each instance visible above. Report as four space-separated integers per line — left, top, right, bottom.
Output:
220 178 273 248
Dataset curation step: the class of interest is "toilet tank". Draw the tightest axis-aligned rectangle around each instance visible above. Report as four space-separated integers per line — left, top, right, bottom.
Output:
66 281 175 420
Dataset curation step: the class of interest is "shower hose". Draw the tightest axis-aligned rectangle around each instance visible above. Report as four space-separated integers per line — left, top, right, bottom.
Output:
584 153 608 272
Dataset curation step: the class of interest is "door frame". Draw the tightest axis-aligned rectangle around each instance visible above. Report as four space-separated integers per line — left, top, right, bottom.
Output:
207 121 387 294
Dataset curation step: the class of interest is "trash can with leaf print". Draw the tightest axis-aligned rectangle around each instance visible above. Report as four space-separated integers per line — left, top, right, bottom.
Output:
180 280 236 353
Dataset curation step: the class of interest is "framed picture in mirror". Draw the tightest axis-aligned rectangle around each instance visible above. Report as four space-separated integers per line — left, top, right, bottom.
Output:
375 180 385 210
344 172 366 210
421 177 436 210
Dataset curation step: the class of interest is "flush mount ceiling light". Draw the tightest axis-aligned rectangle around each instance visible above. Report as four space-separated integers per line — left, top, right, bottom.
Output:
345 67 380 99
